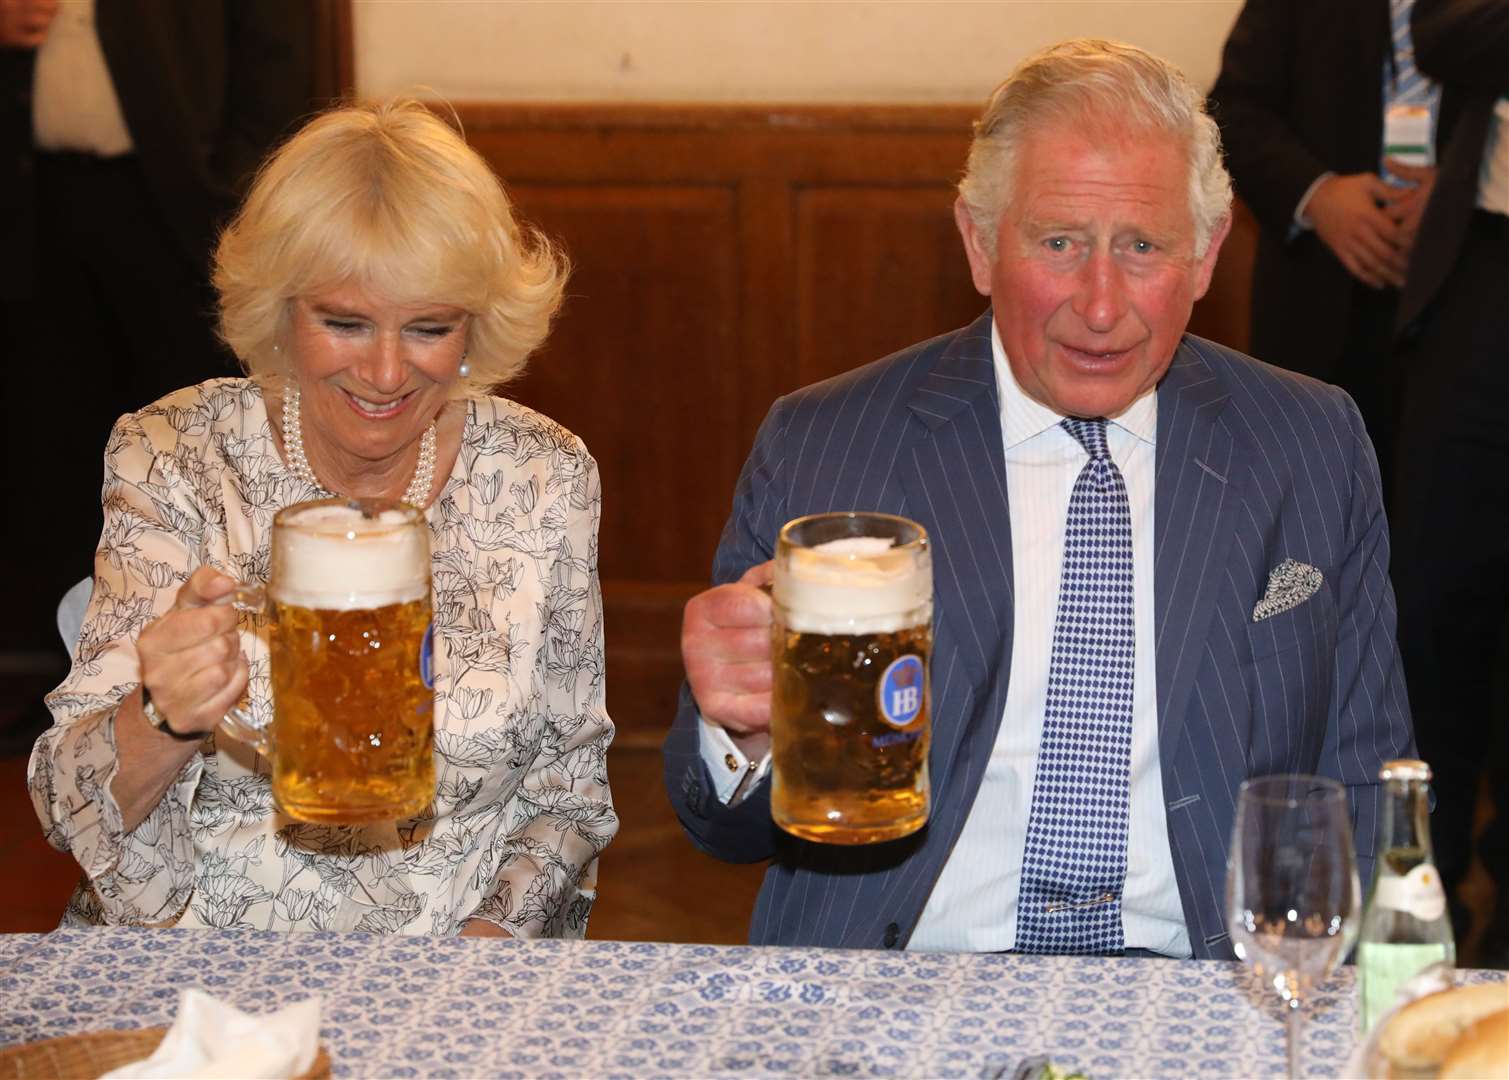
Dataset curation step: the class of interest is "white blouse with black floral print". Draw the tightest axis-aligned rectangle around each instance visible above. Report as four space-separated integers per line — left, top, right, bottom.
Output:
29 378 617 936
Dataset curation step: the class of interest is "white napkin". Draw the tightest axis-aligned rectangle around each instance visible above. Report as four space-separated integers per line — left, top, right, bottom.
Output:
101 989 321 1079
1391 961 1456 1006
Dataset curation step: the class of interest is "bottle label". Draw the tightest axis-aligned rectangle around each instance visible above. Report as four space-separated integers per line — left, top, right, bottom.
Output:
1373 863 1447 921
1358 941 1452 1032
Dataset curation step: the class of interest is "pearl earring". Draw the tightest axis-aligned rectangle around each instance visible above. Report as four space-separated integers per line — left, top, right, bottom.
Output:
458 353 470 378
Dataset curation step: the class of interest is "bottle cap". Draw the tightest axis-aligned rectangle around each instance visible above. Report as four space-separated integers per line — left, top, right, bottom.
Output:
1379 758 1432 782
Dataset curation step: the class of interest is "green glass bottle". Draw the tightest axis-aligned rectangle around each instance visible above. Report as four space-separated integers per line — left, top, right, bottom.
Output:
1357 759 1456 1033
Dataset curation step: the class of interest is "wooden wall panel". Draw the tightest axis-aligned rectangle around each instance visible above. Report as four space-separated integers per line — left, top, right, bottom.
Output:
796 185 984 387
504 184 743 585
1188 197 1257 354
310 0 355 104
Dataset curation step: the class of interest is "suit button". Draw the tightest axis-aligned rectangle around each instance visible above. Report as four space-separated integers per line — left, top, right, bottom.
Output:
883 923 900 948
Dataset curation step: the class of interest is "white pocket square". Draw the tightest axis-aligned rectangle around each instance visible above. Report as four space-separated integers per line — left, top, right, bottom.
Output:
1252 558 1323 622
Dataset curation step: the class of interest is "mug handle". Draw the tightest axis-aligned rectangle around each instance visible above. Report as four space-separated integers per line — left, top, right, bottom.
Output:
219 583 273 756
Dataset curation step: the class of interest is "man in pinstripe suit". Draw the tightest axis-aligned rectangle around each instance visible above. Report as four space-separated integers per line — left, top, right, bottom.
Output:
664 40 1415 960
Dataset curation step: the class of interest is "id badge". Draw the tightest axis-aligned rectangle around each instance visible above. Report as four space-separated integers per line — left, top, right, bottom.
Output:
1384 104 1433 170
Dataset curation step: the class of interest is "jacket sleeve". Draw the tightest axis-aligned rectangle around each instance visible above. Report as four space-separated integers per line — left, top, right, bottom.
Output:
1413 0 1509 95
662 398 791 864
1318 391 1416 889
1208 0 1333 232
211 0 316 203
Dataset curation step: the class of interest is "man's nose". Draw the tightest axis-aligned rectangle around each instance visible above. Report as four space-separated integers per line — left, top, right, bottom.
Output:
1074 250 1129 334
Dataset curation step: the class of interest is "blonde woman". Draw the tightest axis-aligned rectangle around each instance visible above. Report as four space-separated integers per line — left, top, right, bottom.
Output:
29 99 616 937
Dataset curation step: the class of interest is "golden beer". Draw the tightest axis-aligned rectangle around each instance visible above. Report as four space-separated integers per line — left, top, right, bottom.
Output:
771 512 932 844
228 498 436 824
268 595 435 824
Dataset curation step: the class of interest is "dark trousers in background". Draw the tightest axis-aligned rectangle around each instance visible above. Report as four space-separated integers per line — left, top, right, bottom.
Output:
1333 283 1401 506
1392 210 1509 947
1 151 231 708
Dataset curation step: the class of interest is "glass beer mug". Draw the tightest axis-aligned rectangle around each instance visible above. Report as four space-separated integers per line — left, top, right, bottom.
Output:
770 511 932 844
223 497 436 824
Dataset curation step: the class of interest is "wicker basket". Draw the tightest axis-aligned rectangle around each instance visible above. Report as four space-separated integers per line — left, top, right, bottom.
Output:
0 1027 331 1080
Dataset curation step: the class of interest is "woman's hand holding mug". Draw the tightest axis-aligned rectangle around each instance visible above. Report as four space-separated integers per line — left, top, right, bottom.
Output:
136 566 250 737
132 498 436 825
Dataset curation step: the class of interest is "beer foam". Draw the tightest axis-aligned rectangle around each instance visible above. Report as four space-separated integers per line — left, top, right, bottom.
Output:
271 504 429 610
775 536 931 635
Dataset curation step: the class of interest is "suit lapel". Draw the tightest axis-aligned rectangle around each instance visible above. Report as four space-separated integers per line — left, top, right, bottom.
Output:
897 311 1014 793
1153 337 1246 760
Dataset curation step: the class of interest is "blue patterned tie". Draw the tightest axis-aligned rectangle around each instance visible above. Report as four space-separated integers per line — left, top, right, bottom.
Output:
1382 0 1440 181
1387 0 1433 108
1015 418 1134 955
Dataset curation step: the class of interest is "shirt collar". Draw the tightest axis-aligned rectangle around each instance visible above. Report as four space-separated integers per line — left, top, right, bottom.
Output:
990 318 1158 450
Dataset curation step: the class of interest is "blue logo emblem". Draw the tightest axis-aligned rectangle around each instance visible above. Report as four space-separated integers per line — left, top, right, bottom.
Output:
877 654 924 728
420 623 435 688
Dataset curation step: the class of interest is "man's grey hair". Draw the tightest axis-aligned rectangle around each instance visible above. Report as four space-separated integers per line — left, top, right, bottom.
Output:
958 38 1233 258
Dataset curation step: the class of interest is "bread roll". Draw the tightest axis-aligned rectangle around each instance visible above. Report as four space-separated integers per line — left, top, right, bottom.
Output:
1379 982 1509 1072
1439 1007 1509 1079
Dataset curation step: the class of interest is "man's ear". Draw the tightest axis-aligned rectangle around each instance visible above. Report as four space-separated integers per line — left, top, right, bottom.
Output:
1192 212 1233 301
954 197 995 297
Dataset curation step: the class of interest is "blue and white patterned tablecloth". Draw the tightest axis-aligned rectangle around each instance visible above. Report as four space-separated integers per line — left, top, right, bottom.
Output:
0 929 1502 1078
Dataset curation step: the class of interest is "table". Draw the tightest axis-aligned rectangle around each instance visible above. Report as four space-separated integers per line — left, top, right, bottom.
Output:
0 929 1502 1078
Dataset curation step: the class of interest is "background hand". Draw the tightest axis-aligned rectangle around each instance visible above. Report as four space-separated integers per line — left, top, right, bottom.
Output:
1306 172 1409 289
681 561 774 737
1381 159 1438 260
136 566 248 736
0 0 57 48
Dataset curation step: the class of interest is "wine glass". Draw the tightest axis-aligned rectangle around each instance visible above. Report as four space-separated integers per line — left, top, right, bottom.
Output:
1227 774 1361 1080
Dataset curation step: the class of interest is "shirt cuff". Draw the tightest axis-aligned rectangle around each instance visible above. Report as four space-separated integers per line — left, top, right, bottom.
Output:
1292 171 1335 233
697 715 772 806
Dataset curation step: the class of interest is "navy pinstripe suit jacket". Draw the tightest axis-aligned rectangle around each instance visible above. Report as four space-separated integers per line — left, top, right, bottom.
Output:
663 312 1415 959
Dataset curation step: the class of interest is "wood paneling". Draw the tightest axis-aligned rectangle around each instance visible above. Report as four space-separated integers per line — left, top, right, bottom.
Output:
601 581 699 751
1189 196 1257 354
506 184 742 586
453 103 1258 746
310 0 355 105
797 185 984 386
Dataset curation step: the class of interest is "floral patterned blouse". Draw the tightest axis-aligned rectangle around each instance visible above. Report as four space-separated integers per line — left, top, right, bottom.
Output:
28 378 617 937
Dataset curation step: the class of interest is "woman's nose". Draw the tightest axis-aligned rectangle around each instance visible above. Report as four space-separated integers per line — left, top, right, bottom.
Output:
358 332 407 393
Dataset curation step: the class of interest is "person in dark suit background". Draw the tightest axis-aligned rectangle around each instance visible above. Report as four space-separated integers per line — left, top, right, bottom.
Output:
0 0 313 723
1391 0 1509 966
1209 0 1441 504
664 39 1414 958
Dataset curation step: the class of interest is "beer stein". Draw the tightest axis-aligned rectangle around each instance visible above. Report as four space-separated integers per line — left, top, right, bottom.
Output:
224 497 436 824
770 511 932 844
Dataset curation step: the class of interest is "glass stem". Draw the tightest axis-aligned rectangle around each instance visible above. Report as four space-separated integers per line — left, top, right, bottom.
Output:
1287 1000 1302 1080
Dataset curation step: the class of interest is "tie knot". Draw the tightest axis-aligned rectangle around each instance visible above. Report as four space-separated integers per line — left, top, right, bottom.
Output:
1062 417 1110 461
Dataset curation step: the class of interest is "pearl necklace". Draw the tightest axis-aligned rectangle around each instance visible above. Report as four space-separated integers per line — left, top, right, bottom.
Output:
281 387 437 507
